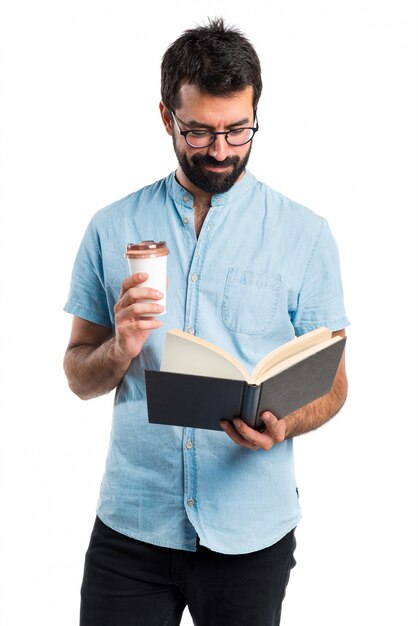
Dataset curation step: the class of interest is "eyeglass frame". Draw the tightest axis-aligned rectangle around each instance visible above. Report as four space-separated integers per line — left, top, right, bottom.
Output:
170 110 259 148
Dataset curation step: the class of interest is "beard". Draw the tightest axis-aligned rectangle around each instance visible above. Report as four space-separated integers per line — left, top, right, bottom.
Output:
173 138 252 194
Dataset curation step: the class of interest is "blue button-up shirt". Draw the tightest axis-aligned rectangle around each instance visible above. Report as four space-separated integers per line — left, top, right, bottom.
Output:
64 171 349 554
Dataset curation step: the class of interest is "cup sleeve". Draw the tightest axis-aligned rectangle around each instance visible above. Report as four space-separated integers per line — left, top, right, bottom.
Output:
291 219 350 336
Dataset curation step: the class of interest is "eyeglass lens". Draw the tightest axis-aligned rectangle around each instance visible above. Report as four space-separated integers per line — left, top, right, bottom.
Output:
186 128 255 147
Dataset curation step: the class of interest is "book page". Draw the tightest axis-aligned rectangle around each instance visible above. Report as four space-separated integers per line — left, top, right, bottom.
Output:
160 330 249 381
251 327 331 384
254 335 342 385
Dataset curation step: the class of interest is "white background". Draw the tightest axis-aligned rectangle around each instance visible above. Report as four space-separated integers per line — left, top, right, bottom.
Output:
0 1 417 624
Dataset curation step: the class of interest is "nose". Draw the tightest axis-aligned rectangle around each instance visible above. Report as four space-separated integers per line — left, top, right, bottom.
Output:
207 134 229 161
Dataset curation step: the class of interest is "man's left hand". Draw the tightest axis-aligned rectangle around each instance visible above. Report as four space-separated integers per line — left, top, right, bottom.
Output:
220 412 286 450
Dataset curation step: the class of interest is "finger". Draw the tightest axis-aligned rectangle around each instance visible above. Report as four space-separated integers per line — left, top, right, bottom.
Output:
232 418 272 448
120 272 149 296
131 302 165 317
116 302 165 322
115 288 164 312
219 420 259 450
131 318 163 330
117 313 163 331
231 417 281 451
260 412 286 443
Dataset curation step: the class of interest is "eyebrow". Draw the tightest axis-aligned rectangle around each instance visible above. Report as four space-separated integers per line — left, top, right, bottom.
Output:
178 116 251 129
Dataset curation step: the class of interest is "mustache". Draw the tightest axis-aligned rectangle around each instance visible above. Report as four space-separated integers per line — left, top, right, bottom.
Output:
191 154 239 168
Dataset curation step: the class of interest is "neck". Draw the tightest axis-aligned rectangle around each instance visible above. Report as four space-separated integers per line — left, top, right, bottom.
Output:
175 167 212 212
175 168 212 238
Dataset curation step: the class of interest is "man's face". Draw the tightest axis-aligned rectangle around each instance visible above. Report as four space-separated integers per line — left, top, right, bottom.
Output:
165 84 255 195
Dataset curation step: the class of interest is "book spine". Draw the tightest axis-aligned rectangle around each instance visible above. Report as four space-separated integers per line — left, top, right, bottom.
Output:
241 385 262 430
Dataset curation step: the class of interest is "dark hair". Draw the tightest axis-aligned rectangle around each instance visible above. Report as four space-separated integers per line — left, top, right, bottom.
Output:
161 17 262 111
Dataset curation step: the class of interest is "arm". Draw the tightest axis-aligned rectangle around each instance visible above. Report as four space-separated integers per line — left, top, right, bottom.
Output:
63 273 164 400
220 329 348 450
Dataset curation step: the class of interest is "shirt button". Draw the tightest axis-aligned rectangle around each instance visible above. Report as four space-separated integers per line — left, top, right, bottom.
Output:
188 327 195 335
187 498 195 507
183 194 190 202
183 217 189 225
186 441 193 450
191 274 198 282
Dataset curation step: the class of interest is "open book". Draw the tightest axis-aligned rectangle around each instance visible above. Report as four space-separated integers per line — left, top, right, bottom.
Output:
145 328 346 431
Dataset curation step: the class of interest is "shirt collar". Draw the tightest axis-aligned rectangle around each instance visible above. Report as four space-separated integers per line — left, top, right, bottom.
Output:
166 170 257 209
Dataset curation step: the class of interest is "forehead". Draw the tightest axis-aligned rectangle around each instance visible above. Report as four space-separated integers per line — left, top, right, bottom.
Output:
176 83 254 124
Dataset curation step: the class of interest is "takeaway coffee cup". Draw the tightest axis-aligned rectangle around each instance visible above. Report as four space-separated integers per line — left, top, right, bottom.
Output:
125 240 170 315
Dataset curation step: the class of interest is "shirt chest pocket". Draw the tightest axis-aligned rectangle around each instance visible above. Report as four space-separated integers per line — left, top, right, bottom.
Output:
221 268 281 335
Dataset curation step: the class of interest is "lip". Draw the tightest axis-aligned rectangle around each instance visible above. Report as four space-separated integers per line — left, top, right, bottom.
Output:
203 164 231 173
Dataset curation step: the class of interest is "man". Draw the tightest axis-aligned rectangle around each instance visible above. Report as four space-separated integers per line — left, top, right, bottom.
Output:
64 18 349 626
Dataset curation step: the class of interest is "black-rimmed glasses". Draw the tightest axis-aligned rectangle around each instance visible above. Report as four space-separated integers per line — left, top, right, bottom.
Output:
171 111 259 148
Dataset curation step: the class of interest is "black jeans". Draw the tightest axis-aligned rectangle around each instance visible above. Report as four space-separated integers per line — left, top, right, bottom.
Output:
80 517 296 626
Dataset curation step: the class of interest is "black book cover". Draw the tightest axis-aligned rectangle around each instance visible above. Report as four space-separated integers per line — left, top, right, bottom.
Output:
145 337 345 431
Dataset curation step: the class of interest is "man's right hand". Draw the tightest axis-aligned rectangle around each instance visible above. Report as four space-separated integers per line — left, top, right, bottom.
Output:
113 272 165 361
63 273 164 400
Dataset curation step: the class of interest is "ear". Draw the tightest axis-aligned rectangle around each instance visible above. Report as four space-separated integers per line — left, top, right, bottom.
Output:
159 102 173 136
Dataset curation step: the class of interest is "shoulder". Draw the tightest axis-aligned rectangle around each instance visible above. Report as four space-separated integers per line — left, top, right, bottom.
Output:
264 181 322 219
90 176 170 229
250 174 326 237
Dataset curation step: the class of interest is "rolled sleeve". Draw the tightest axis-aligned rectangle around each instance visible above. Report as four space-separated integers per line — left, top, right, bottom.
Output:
64 219 112 328
292 219 349 335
